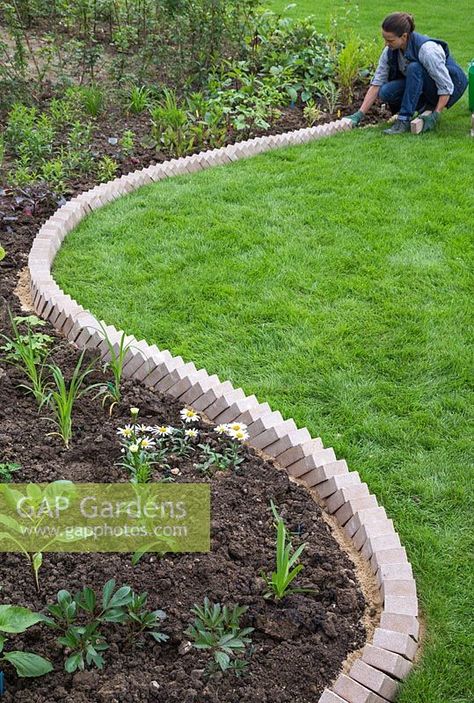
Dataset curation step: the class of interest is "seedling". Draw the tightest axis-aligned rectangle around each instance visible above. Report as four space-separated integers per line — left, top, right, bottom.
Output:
124 592 169 645
42 351 100 447
96 324 133 414
0 311 52 406
186 598 253 675
262 501 314 600
0 462 21 481
0 604 52 678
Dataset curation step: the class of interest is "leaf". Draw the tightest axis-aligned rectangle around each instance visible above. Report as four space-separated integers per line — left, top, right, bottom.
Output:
108 586 132 609
150 631 169 643
102 579 116 609
214 650 230 671
3 651 53 677
0 605 43 633
0 246 5 261
65 652 83 673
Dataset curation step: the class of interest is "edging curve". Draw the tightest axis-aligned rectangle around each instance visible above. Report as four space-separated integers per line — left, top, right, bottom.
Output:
28 118 420 702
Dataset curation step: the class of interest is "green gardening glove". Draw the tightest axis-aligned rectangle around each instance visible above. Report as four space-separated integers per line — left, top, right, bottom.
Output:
421 111 440 132
346 110 365 127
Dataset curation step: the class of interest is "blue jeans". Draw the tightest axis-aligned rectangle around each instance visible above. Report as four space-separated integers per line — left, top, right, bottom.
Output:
379 60 468 121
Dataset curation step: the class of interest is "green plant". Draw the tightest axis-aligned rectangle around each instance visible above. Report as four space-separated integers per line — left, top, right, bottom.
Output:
186 598 253 674
79 84 104 117
117 410 169 483
128 85 151 113
336 34 366 99
96 324 132 413
0 312 52 406
42 352 99 448
303 98 323 125
0 132 4 167
0 245 5 261
46 580 168 671
315 79 341 114
40 158 66 193
120 129 135 156
0 462 21 480
124 592 169 645
262 501 313 601
0 604 52 677
97 155 118 183
150 89 194 157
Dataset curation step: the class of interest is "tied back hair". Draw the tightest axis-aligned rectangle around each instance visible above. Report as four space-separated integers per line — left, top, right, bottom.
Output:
382 12 415 36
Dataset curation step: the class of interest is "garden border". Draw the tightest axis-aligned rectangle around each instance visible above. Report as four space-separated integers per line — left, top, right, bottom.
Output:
27 117 420 703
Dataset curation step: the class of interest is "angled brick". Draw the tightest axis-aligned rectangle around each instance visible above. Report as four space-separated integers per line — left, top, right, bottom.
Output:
332 673 386 703
372 628 418 661
383 594 418 617
213 395 260 424
250 418 298 450
353 519 395 551
326 483 370 514
370 547 408 574
376 563 413 588
316 471 362 499
275 437 325 467
361 532 401 561
348 659 399 702
362 644 413 681
344 507 389 539
204 387 246 420
335 495 378 526
379 613 420 641
286 447 337 478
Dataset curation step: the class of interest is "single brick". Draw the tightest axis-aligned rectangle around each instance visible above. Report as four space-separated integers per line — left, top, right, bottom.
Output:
314 471 362 499
380 579 417 600
303 459 348 486
154 362 198 393
179 374 222 405
142 355 185 388
372 628 418 661
250 419 298 450
213 395 259 424
286 447 337 478
204 388 246 420
353 519 395 551
349 659 399 702
326 483 370 514
370 548 408 574
235 402 272 427
332 673 386 703
263 427 314 458
121 348 149 379
362 644 413 681
246 410 284 438
361 532 401 561
191 380 235 411
166 368 211 399
379 613 420 641
335 495 378 526
276 438 325 468
376 563 413 588
318 691 347 703
383 595 418 617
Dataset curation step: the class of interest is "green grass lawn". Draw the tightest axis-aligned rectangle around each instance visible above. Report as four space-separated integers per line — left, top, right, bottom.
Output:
54 3 473 701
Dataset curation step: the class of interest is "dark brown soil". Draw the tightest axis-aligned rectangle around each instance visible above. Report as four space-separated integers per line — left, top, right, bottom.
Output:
0 122 369 702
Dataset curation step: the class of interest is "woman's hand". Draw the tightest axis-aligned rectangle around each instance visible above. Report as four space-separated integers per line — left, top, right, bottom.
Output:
346 110 366 127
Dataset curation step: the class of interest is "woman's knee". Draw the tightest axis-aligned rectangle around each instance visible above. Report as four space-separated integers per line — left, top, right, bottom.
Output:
405 60 423 76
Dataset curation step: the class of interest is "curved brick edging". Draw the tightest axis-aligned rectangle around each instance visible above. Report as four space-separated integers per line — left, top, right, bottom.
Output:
28 118 420 703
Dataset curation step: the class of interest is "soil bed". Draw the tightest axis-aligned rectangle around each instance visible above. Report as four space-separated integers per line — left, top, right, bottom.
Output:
0 140 370 702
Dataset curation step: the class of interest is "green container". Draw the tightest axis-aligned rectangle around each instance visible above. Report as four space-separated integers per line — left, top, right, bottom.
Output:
469 62 474 112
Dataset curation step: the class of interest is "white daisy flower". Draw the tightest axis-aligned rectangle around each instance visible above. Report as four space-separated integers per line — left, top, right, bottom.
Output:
227 428 249 442
117 425 134 438
129 444 139 453
180 408 199 423
140 437 156 450
215 423 230 434
185 429 198 439
136 424 151 433
130 407 139 417
227 422 248 433
152 425 174 436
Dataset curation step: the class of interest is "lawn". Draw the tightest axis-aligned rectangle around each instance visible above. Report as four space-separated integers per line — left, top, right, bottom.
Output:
54 3 474 702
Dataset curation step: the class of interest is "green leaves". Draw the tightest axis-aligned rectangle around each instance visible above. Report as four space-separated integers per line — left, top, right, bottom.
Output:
0 605 43 634
3 651 53 677
262 501 314 600
186 598 253 674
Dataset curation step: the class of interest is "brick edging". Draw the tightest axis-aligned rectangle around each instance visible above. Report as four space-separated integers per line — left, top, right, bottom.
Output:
28 118 420 702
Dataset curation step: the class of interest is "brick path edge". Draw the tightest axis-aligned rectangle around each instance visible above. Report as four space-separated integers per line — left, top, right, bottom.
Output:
28 118 420 702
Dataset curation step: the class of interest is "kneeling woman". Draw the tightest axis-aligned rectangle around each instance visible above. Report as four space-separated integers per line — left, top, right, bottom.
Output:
348 12 468 134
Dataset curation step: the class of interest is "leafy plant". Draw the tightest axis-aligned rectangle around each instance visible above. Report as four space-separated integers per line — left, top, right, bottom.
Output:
150 89 194 157
0 604 52 678
46 580 168 671
124 591 168 645
0 462 21 480
42 352 99 448
0 312 52 406
40 158 66 193
117 410 169 483
315 80 341 114
96 324 133 413
128 85 151 114
79 84 104 117
97 155 118 183
119 129 135 156
0 245 5 261
303 99 323 126
262 501 314 601
186 598 253 674
336 34 367 99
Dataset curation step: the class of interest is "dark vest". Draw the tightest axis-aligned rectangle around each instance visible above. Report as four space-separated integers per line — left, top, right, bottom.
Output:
387 32 450 81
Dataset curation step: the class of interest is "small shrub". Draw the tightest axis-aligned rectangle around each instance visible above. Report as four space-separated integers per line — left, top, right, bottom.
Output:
186 598 253 674
97 155 118 183
0 604 52 678
128 85 151 114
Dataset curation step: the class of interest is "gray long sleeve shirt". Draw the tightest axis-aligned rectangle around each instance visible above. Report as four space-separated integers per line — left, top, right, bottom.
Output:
371 42 454 95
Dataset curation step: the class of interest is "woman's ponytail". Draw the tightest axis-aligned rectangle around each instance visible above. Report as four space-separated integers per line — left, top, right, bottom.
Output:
382 12 415 36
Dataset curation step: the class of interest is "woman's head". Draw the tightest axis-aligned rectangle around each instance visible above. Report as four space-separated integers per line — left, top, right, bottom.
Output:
382 12 415 50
